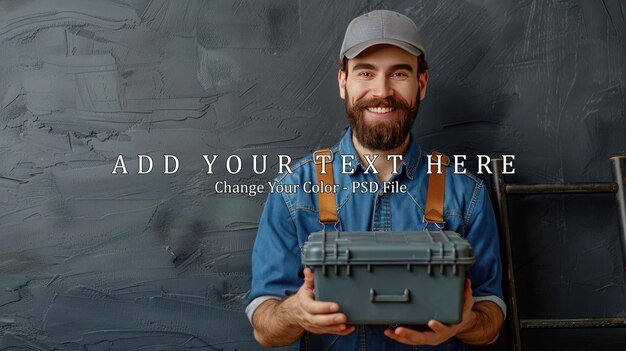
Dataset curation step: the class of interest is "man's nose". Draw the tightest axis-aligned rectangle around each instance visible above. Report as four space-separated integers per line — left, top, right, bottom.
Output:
371 76 393 98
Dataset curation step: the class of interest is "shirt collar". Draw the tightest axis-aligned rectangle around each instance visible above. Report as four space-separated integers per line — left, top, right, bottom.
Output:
337 128 422 179
402 132 421 180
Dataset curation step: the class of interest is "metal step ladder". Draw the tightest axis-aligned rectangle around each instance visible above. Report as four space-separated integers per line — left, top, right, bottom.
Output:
489 156 626 351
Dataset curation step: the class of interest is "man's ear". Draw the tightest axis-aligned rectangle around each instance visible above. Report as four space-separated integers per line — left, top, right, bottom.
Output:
418 70 429 101
338 69 347 100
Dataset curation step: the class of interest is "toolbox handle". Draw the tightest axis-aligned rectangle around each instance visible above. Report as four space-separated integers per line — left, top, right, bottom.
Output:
370 288 411 303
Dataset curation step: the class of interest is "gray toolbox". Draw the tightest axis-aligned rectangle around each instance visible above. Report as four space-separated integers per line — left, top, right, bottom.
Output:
301 230 475 325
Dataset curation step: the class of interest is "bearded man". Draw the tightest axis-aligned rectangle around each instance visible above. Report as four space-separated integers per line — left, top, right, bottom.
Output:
247 10 506 351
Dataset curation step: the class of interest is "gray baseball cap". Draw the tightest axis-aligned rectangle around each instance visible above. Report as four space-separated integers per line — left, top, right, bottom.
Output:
340 10 425 60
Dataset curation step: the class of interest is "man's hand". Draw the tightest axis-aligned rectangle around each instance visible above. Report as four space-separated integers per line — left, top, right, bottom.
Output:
384 278 501 346
252 268 355 347
284 267 356 335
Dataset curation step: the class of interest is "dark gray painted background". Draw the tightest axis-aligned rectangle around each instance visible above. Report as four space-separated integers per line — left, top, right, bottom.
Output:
0 0 625 350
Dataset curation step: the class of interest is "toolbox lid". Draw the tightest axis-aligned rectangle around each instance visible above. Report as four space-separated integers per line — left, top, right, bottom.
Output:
302 230 474 265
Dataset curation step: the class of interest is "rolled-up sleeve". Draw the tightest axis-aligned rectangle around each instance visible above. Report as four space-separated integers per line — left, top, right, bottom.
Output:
465 183 507 318
247 188 303 324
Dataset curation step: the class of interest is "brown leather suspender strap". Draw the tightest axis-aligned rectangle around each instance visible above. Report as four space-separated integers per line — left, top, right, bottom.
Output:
313 148 446 225
425 151 450 223
313 149 339 224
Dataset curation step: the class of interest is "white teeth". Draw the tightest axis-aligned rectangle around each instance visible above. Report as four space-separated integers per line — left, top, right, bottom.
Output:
367 106 394 114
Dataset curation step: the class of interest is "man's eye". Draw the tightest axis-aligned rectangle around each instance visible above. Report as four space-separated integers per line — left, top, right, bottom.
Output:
391 72 408 78
358 72 372 77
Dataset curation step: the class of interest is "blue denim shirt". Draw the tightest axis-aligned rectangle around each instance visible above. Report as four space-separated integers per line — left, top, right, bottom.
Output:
247 128 505 351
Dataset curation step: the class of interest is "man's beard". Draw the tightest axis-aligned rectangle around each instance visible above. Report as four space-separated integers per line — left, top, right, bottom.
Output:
345 88 420 151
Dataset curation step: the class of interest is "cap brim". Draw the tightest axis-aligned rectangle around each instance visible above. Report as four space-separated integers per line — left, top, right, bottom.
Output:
342 38 425 60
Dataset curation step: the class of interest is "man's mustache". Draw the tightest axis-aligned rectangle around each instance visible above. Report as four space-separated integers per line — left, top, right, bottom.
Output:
351 97 414 111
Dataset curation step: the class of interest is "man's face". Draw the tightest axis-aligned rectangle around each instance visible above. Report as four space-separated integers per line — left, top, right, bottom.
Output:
338 44 428 151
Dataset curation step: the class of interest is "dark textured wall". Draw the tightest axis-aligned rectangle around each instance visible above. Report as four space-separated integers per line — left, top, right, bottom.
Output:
0 0 625 350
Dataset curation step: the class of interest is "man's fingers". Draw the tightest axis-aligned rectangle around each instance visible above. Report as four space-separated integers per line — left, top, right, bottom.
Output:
301 299 339 314
302 268 315 290
311 324 356 336
307 312 347 327
339 325 356 335
463 278 474 311
297 268 317 300
384 328 420 345
394 327 425 339
385 327 442 346
428 320 449 333
332 325 356 335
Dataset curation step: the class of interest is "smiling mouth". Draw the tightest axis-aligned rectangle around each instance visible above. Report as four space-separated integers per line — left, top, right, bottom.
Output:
366 106 395 114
